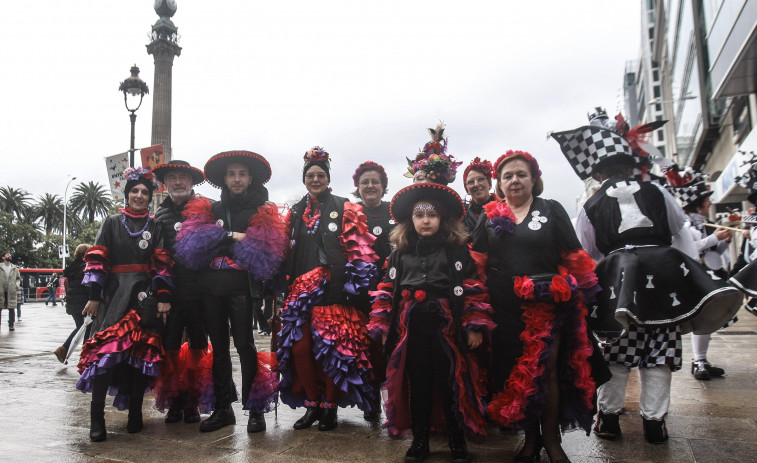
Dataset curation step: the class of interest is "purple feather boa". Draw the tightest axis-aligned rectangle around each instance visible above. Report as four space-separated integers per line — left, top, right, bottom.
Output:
489 216 515 235
172 224 226 270
232 238 284 281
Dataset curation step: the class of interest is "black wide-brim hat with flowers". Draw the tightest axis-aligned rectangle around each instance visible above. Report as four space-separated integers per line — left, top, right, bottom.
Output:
390 183 465 223
152 160 206 186
204 150 272 189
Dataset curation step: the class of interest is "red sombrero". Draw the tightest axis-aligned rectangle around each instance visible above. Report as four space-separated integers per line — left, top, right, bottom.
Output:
390 183 465 223
152 160 205 186
204 150 272 189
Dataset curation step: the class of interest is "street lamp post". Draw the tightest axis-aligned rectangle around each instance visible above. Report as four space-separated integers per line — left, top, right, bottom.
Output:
118 65 149 167
62 176 77 270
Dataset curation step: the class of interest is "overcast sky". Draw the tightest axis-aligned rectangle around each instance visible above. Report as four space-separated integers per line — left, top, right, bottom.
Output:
1 1 641 217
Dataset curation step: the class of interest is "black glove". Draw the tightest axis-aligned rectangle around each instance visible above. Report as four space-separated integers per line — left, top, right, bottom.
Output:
138 294 163 333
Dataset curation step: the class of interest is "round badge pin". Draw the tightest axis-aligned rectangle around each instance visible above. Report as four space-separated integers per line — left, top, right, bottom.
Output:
389 267 397 279
455 261 463 271
216 219 224 227
328 222 338 232
138 291 147 301
142 230 151 240
453 286 463 296
139 239 149 249
174 222 182 231
330 211 338 219
389 219 396 225
528 221 541 231
373 226 382 235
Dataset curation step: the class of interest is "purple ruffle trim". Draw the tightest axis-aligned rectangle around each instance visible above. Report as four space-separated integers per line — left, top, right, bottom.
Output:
82 271 105 287
244 368 279 414
490 216 515 236
311 329 376 412
173 224 227 270
232 239 284 281
151 274 175 290
277 280 326 408
343 259 379 296
77 352 161 410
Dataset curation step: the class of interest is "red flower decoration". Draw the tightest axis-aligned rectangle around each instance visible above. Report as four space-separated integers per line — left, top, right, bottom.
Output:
484 200 516 222
550 275 572 302
401 289 411 301
513 276 534 300
414 290 426 302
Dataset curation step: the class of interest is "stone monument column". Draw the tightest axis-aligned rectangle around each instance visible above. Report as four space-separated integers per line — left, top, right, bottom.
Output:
147 0 181 162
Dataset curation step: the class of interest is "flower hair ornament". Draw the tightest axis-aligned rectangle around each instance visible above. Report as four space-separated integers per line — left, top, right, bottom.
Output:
352 161 388 188
304 146 330 166
492 150 542 179
122 166 155 182
404 122 462 184
463 157 493 184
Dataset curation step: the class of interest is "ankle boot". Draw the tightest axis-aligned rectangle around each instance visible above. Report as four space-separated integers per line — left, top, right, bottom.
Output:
449 433 470 463
405 430 430 463
293 402 322 430
127 395 144 433
317 404 338 431
90 402 107 442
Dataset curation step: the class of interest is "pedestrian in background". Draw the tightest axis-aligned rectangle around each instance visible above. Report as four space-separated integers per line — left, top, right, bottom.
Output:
1 251 21 331
45 272 59 306
54 244 91 363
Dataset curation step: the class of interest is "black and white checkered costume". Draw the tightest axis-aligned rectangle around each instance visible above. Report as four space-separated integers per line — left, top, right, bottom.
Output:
600 325 683 371
551 126 634 180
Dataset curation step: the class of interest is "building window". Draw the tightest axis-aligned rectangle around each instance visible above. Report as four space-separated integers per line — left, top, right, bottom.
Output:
653 69 660 81
654 85 661 98
656 103 662 112
657 130 665 142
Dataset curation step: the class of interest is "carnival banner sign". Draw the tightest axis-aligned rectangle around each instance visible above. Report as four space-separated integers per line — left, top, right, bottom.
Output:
140 144 165 169
104 152 130 202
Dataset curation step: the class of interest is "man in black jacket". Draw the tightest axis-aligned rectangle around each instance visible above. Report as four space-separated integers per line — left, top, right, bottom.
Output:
152 160 209 424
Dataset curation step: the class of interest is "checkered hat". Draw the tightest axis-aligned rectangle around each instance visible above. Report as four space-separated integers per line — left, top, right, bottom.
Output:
668 179 712 208
551 126 633 180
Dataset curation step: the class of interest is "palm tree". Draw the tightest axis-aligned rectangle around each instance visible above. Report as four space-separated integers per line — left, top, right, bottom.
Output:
69 181 113 223
33 193 64 236
0 186 32 220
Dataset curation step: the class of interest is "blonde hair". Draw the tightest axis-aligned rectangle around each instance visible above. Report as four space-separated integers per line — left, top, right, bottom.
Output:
74 244 91 260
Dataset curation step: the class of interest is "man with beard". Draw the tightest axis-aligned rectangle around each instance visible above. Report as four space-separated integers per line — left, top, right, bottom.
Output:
172 151 287 434
151 160 211 424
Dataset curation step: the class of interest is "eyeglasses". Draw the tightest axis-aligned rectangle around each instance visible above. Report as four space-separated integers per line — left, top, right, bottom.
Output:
465 177 489 187
359 179 382 187
305 173 328 180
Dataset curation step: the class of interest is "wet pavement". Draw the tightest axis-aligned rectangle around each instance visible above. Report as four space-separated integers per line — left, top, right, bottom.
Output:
1 301 756 462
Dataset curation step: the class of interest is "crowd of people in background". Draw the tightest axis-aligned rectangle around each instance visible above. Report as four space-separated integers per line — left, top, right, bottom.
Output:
5 113 756 463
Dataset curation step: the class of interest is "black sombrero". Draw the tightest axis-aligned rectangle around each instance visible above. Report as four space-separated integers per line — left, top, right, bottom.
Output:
204 150 272 189
390 182 465 223
152 160 205 186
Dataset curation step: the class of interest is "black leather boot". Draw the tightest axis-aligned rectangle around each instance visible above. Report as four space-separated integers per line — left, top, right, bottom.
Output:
247 412 266 433
404 430 430 463
90 402 107 442
199 406 236 432
127 394 144 433
317 405 338 431
449 433 470 463
293 406 322 430
165 405 183 423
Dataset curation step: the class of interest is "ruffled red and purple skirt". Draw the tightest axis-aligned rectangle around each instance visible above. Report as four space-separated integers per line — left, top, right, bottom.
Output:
277 266 376 411
76 310 164 410
487 278 595 434
152 342 215 413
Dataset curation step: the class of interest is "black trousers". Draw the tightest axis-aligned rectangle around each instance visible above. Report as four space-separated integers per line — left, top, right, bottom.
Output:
406 308 460 436
163 296 208 351
201 293 258 409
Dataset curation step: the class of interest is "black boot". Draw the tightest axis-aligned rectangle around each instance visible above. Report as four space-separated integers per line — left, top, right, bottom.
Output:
405 430 430 463
183 407 201 424
199 406 236 432
449 433 470 463
293 406 322 430
127 393 144 433
89 402 106 442
247 412 266 433
317 405 338 431
165 405 183 423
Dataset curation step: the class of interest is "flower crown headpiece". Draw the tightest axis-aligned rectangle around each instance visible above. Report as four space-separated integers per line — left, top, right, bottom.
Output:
352 161 387 187
464 157 493 182
493 150 542 179
122 166 154 182
303 146 330 166
404 122 462 182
